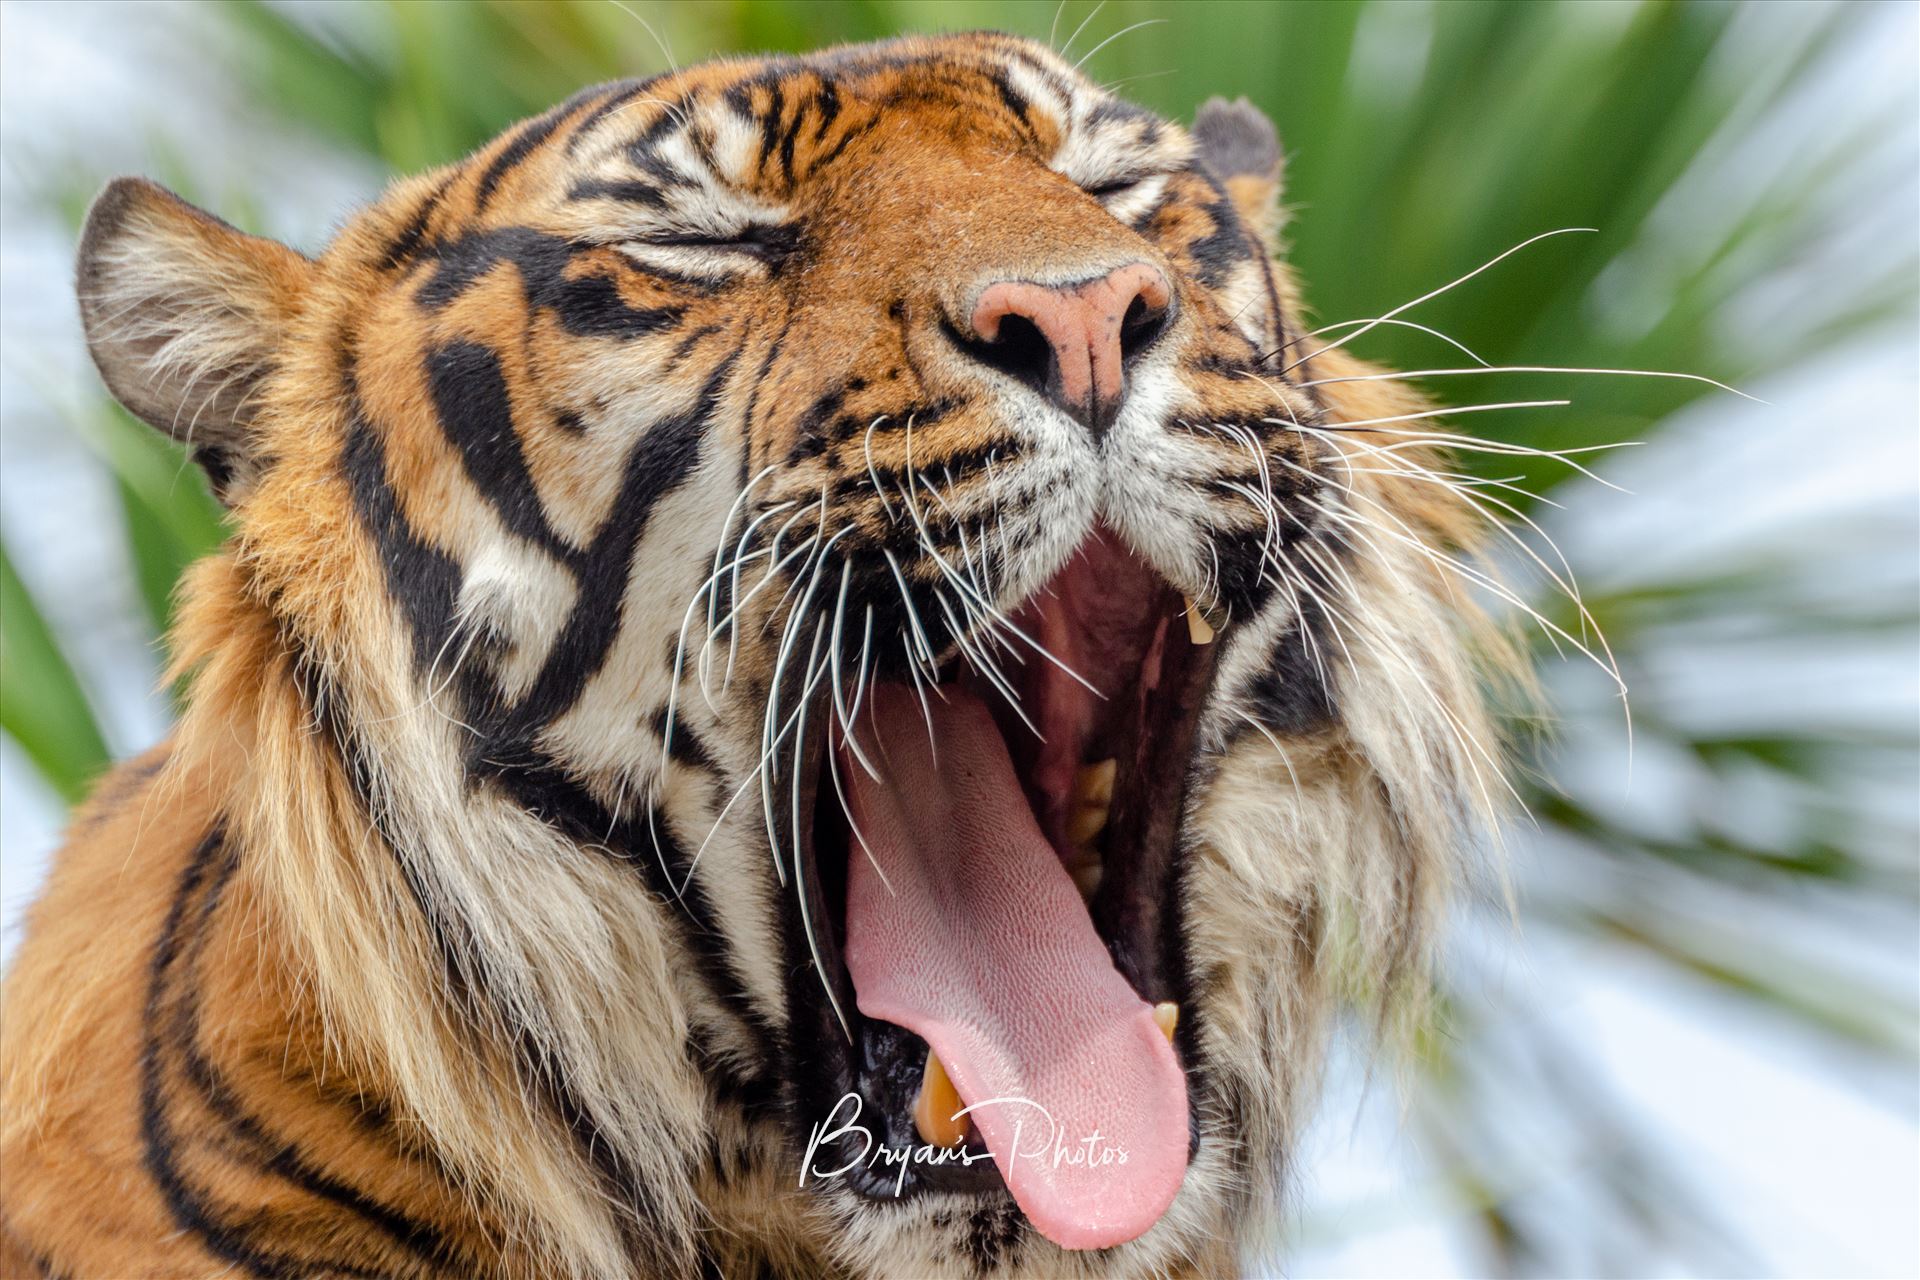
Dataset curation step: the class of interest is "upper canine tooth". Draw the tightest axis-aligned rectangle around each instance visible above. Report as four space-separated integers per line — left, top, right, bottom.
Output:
1075 759 1116 807
913 1049 968 1149
1067 802 1109 845
1152 1002 1180 1043
1184 596 1216 646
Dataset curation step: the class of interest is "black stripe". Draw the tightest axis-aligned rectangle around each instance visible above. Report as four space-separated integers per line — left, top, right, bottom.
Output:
376 174 453 272
1089 97 1159 129
474 96 582 212
985 70 1031 138
810 78 842 142
653 707 720 775
663 322 725 374
624 139 701 190
141 830 366 1279
415 227 685 340
425 340 579 566
1244 594 1337 736
785 383 847 464
342 390 464 674
567 176 668 208
774 86 816 189
476 358 730 739
738 318 793 477
296 667 696 1275
482 751 783 1108
807 114 874 174
162 836 460 1273
69 748 167 836
1182 168 1262 290
756 82 785 178
631 91 699 151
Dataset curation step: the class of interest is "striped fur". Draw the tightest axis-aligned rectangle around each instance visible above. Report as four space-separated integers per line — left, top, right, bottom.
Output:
1 33 1517 1279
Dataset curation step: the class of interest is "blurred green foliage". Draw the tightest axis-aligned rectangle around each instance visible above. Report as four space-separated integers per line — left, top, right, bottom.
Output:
2 2 1913 1273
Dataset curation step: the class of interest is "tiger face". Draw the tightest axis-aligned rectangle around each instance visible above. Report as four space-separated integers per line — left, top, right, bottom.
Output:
77 31 1502 1279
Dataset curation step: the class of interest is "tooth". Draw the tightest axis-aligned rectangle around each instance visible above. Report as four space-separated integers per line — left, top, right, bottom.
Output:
1075 759 1116 807
1072 862 1103 900
1152 1001 1179 1043
1067 801 1109 845
1184 596 1216 646
913 1049 968 1148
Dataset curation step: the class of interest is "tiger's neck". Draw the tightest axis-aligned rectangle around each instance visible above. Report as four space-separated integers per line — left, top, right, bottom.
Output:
158 551 709 1277
149 814 549 1274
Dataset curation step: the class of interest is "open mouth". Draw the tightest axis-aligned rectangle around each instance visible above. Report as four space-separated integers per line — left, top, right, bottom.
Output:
792 527 1221 1251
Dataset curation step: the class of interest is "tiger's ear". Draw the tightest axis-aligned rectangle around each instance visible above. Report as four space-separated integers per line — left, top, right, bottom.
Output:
1192 97 1286 250
76 178 313 502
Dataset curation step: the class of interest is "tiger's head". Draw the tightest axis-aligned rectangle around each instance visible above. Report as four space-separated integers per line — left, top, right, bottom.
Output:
77 31 1509 1279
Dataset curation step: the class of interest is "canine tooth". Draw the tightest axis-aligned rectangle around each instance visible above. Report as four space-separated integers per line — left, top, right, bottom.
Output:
1067 802 1109 845
1075 758 1116 807
1072 862 1103 900
1184 596 1216 646
1152 1002 1180 1043
913 1049 968 1149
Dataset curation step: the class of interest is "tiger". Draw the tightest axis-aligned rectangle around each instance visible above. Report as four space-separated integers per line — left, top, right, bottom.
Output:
0 30 1519 1280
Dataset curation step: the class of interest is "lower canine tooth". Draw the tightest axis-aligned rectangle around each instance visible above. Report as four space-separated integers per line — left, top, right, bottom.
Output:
1152 1002 1179 1043
1072 862 1103 900
1184 597 1216 645
913 1049 968 1148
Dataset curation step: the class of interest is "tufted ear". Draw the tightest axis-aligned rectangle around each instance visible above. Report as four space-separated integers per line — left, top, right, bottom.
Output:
76 178 313 503
1192 97 1286 249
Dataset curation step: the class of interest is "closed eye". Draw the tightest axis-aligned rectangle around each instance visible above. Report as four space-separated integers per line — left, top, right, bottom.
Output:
1078 171 1169 224
1083 177 1142 198
638 223 799 262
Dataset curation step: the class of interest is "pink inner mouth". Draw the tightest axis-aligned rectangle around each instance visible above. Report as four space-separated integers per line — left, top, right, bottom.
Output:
837 531 1196 1250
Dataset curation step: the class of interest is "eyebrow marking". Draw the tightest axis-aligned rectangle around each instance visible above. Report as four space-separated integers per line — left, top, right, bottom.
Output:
567 178 668 208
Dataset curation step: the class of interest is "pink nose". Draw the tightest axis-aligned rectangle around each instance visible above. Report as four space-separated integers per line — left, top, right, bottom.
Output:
969 263 1172 435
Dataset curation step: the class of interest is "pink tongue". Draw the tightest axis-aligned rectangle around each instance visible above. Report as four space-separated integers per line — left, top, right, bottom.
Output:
841 685 1189 1250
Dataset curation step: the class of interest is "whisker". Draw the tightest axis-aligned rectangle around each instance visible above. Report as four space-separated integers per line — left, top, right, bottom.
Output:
862 415 897 522
789 615 855 1038
1059 0 1108 58
1276 316 1493 367
1273 227 1597 376
1297 363 1758 403
1236 712 1303 806
825 714 890 894
1074 18 1167 70
1262 399 1571 433
830 559 881 782
759 525 852 883
904 474 1101 696
606 0 678 72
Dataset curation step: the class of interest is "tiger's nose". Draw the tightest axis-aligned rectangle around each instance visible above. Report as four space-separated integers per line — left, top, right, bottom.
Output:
967 263 1173 436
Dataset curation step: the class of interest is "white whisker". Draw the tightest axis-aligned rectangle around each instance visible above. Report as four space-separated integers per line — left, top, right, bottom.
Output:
1298 363 1757 403
1275 227 1597 376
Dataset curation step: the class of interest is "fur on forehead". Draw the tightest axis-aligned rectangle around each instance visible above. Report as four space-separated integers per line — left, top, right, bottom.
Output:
559 34 1199 195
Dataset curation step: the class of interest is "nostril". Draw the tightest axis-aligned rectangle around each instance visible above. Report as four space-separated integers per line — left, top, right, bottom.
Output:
1118 291 1171 365
951 312 1055 399
955 265 1171 433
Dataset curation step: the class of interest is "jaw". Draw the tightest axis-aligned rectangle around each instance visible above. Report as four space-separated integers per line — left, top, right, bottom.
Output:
777 524 1224 1253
